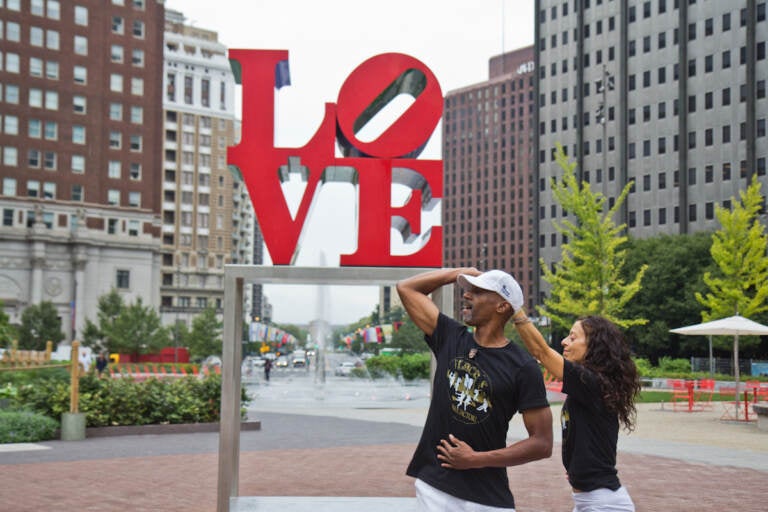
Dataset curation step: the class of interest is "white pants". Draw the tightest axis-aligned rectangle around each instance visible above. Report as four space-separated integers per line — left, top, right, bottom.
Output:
415 478 515 512
571 486 635 512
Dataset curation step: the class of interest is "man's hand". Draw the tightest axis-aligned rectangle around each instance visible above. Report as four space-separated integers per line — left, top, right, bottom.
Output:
436 434 477 470
507 273 525 312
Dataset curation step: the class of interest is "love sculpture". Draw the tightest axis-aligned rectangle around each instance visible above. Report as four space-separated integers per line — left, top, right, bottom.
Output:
228 49 443 267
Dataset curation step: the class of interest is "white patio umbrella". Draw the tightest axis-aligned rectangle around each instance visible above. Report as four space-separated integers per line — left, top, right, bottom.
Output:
670 315 768 403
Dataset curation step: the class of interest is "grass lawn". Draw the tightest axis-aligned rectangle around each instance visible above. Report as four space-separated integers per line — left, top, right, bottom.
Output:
637 389 740 403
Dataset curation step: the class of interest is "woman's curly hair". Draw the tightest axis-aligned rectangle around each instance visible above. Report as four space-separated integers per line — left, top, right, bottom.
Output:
579 316 641 432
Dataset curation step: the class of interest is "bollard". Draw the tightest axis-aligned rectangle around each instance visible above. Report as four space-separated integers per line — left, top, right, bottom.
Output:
61 412 86 441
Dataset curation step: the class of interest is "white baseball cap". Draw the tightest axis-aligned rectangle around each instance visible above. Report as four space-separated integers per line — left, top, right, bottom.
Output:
457 270 524 310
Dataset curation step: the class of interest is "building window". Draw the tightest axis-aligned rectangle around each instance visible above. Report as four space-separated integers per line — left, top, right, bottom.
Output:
72 125 86 144
3 115 18 135
71 93 85 113
29 88 43 108
5 21 20 42
4 84 19 104
45 60 59 79
27 180 40 197
2 178 17 196
110 74 123 92
116 270 130 289
30 26 44 46
132 20 144 38
28 119 41 138
42 181 55 199
166 73 176 102
29 57 44 77
44 121 57 139
43 91 58 110
74 6 88 25
107 189 120 205
132 49 144 67
5 53 20 73
41 152 56 170
108 160 121 178
72 155 85 173
45 29 59 50
109 103 123 120
72 184 83 201
73 65 87 84
74 35 87 55
130 135 142 151
131 77 143 96
128 191 140 207
184 75 193 104
112 16 124 34
111 44 123 63
3 147 18 166
130 106 143 124
28 149 41 168
130 163 141 180
109 131 121 149
201 78 210 107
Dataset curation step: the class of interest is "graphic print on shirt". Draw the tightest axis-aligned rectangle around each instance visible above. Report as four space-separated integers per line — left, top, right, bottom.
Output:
447 357 492 424
561 405 571 448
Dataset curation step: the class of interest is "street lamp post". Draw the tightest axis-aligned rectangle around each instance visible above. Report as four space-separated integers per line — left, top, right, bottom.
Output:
596 64 614 199
175 264 180 364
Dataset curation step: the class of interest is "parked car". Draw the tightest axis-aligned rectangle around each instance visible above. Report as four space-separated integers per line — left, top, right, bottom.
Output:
292 350 307 367
334 361 357 376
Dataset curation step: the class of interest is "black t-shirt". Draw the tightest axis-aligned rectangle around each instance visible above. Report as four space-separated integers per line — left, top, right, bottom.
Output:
406 313 550 508
561 359 621 491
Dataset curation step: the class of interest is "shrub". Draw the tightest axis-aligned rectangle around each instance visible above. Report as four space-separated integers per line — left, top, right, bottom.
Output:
0 410 59 443
12 373 247 427
364 353 431 380
633 358 654 377
399 353 430 381
365 355 402 379
657 357 691 374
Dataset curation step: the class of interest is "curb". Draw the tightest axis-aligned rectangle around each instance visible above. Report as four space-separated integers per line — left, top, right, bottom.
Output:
80 421 261 438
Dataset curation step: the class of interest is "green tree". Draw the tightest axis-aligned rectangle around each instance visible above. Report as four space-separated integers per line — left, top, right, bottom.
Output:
622 232 715 361
105 298 168 359
17 301 65 350
695 177 768 384
538 145 648 330
0 301 17 345
186 307 223 360
696 176 768 325
82 289 124 352
389 317 427 354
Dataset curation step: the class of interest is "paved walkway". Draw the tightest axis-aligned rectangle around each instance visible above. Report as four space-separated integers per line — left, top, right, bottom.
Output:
1 400 767 511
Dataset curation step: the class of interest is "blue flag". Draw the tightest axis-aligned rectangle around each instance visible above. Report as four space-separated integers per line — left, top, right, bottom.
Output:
275 59 291 89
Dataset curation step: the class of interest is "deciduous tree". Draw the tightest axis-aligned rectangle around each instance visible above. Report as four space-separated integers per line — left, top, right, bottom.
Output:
17 301 64 350
186 307 223 360
538 144 648 330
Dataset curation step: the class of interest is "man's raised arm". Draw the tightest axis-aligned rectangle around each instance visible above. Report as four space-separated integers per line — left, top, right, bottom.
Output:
396 267 478 336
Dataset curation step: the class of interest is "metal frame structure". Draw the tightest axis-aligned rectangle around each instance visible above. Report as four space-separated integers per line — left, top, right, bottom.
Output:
217 265 453 512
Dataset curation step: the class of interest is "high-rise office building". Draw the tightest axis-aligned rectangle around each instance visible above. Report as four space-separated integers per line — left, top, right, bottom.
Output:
0 0 165 340
442 46 538 310
535 0 767 302
161 10 255 328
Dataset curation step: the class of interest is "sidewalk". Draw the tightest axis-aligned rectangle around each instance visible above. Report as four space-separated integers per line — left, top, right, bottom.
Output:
1 401 766 512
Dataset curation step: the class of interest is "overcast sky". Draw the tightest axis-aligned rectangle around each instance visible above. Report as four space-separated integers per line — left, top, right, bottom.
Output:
164 0 535 325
